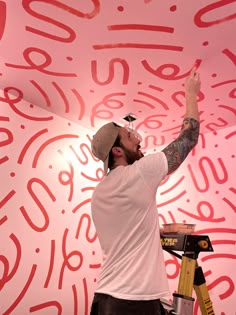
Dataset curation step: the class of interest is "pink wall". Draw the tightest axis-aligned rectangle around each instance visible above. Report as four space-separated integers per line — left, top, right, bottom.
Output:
1 93 236 314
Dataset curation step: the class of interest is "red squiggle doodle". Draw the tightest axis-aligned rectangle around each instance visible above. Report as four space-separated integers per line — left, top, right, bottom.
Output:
6 47 77 77
171 91 186 108
159 173 170 186
30 301 62 314
90 92 125 127
194 0 236 27
23 0 100 42
194 227 236 235
108 24 174 33
52 82 70 112
188 157 228 192
211 79 236 100
0 255 10 290
75 213 97 242
93 43 183 51
211 79 236 88
71 88 86 120
83 278 89 315
211 239 235 246
72 198 92 213
135 114 166 132
30 80 51 107
178 200 225 222
226 187 235 196
0 192 15 222
208 274 235 301
135 88 166 108
171 90 205 108
0 190 16 208
44 240 55 288
222 48 236 65
133 98 156 109
32 134 79 168
0 87 53 121
0 1 6 40
58 149 74 202
135 91 169 110
202 253 236 261
141 59 201 80
141 135 166 150
0 156 9 164
20 178 56 232
219 104 236 115
91 58 129 85
0 234 21 290
229 88 236 98
165 254 181 280
222 187 236 213
89 262 101 269
0 127 13 158
160 176 185 195
81 187 95 192
2 264 37 315
157 190 186 208
168 211 176 224
69 142 98 166
225 130 236 139
148 85 164 92
72 284 78 315
159 211 177 226
0 216 7 225
210 276 235 300
0 116 9 122
58 228 83 289
80 168 104 182
194 275 234 315
17 129 48 164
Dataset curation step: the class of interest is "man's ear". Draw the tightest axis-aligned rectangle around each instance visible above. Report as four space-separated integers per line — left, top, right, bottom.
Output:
112 147 123 156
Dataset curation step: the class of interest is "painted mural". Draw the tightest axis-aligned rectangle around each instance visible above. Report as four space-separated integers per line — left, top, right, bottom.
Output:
0 1 236 314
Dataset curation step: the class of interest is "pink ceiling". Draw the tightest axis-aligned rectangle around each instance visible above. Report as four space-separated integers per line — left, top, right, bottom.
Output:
0 0 236 147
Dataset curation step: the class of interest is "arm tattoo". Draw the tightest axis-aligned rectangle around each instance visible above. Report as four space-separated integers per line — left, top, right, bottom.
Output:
162 117 200 175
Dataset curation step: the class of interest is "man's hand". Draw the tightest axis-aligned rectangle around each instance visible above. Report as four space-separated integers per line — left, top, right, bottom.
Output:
162 66 201 174
184 67 201 121
185 67 201 96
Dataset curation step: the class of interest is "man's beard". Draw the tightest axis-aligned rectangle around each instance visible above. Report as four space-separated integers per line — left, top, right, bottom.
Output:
121 145 144 165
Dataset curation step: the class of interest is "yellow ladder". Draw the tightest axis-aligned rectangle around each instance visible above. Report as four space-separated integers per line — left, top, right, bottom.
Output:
176 255 215 315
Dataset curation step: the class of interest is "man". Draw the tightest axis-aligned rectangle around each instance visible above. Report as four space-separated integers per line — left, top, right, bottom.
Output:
90 68 201 315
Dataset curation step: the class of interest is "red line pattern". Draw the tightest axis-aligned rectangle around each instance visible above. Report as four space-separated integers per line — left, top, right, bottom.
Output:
108 24 174 33
3 264 37 315
0 1 6 41
93 43 184 51
0 1 235 314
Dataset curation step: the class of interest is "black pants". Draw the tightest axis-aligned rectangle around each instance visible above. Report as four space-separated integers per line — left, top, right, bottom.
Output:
90 293 166 315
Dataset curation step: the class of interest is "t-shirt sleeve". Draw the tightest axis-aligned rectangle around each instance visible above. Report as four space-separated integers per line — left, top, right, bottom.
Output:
135 151 168 193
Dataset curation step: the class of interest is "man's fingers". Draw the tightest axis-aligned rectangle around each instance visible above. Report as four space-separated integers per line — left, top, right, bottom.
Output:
190 66 197 76
194 72 200 81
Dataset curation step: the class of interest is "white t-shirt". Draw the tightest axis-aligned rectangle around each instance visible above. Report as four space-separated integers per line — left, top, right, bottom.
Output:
91 151 169 300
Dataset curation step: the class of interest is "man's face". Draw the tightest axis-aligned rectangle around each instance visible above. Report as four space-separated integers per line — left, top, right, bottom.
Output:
118 127 143 165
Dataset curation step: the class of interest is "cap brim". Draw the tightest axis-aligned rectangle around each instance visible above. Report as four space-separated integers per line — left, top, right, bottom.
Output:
91 122 120 174
103 156 109 174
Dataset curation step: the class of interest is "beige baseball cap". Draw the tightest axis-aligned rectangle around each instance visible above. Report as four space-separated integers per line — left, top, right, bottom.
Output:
91 122 120 173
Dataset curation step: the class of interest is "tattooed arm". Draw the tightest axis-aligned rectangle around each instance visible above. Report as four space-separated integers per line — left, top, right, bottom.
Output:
162 68 201 175
162 118 200 174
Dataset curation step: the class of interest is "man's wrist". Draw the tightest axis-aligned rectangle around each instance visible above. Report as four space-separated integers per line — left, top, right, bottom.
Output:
185 92 198 99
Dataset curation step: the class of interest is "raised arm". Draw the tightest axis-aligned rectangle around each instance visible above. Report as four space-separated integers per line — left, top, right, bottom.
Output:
162 67 201 175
